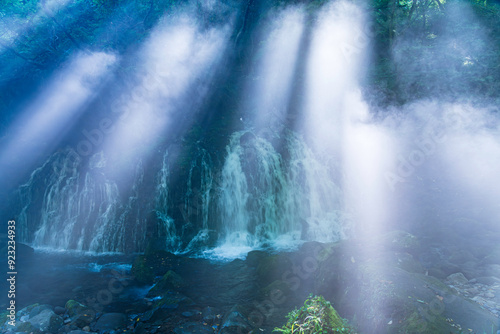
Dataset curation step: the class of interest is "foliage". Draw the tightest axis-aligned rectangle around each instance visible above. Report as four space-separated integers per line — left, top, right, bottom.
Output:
366 0 500 105
274 295 356 334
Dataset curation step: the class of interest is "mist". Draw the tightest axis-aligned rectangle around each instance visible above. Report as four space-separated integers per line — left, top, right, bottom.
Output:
1 0 500 332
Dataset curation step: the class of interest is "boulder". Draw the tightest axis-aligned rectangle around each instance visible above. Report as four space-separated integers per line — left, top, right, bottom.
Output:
65 300 89 317
219 305 252 334
94 312 127 331
28 309 63 332
148 270 185 296
446 272 469 285
173 322 214 334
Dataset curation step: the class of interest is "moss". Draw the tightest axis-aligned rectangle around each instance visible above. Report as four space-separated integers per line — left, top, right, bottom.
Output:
400 310 451 333
274 295 356 334
65 300 89 317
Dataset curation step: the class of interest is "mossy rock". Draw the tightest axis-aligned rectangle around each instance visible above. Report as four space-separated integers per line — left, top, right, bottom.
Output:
16 320 37 333
148 270 185 296
400 310 450 333
65 300 89 317
274 295 355 334
131 255 154 284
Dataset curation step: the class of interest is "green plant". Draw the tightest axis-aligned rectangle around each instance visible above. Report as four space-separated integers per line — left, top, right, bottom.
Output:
274 295 356 334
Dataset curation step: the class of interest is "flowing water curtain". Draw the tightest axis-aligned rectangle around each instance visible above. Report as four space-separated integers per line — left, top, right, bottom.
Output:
216 131 345 250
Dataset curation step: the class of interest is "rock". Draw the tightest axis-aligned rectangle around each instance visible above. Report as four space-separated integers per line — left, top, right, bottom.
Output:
148 270 185 296
70 311 96 328
245 250 268 267
13 320 36 333
68 330 93 334
260 279 291 300
256 253 293 285
315 242 499 334
65 300 89 317
220 305 252 334
16 303 41 318
140 294 193 322
394 252 425 274
94 313 127 331
54 305 66 315
173 321 214 334
201 306 218 324
132 255 155 284
378 230 420 254
446 272 469 285
27 304 53 318
28 309 63 332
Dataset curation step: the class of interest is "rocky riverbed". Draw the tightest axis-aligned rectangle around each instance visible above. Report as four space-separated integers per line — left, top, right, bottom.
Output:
1 229 500 333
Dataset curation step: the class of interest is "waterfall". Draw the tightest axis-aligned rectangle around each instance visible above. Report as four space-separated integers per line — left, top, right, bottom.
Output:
214 131 344 254
19 150 120 251
154 150 180 250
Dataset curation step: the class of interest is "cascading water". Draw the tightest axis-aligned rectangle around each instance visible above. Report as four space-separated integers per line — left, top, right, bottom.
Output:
19 150 120 252
12 0 375 259
212 131 344 257
154 150 180 250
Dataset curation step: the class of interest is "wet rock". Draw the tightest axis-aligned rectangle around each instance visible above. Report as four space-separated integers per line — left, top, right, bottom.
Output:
201 306 218 324
394 252 425 274
173 321 214 334
70 310 96 328
148 270 186 296
65 300 89 317
54 306 66 315
141 293 193 322
446 272 469 285
28 309 63 332
93 312 127 331
220 305 252 334
256 253 293 285
28 304 53 318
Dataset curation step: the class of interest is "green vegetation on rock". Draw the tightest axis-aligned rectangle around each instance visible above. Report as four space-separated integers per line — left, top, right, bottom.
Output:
274 295 356 334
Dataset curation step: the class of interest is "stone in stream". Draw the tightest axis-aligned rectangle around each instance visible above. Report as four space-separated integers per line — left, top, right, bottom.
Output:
54 305 66 315
93 312 127 331
148 270 186 296
446 272 469 285
219 305 252 334
173 322 214 334
28 309 64 332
